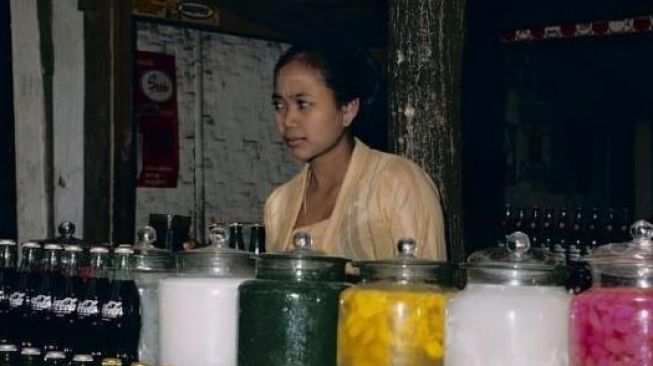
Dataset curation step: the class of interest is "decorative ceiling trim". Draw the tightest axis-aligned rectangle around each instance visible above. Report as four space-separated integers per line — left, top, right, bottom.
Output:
502 15 653 42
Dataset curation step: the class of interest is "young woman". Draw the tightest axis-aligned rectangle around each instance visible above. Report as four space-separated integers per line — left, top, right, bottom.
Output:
265 36 446 260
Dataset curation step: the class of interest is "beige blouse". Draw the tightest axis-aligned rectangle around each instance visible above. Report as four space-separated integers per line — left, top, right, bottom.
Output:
264 139 447 261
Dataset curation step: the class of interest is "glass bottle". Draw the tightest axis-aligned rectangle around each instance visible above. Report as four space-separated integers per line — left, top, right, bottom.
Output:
553 208 569 261
541 208 555 252
526 206 542 249
20 347 42 366
570 220 653 365
69 354 95 366
8 242 42 348
0 344 18 366
248 223 266 254
51 245 83 355
43 351 66 366
338 238 453 366
498 204 513 246
239 232 349 366
587 207 601 249
76 246 110 359
101 247 140 365
228 223 245 251
446 232 570 366
0 240 17 345
31 244 63 351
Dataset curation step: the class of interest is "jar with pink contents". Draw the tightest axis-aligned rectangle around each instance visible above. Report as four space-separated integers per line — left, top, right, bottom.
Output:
570 220 653 366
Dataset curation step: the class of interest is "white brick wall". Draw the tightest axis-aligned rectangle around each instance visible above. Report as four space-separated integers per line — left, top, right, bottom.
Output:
135 23 299 241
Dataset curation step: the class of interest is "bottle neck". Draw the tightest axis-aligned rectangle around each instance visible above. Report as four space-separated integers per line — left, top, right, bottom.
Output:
63 252 80 278
20 249 41 273
43 250 60 273
112 253 133 281
0 247 16 270
89 253 109 279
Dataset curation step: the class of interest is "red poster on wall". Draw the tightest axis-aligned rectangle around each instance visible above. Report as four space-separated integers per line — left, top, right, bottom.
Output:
135 51 179 188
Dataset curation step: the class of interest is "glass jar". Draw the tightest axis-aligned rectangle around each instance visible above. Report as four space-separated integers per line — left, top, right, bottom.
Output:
238 232 349 366
337 238 453 366
570 220 653 365
445 231 570 366
158 225 254 366
130 226 175 366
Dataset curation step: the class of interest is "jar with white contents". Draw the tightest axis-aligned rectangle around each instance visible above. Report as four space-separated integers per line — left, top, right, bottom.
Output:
158 224 254 366
445 231 570 366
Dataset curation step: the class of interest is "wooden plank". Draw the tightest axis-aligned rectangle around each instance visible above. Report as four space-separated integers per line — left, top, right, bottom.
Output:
10 0 53 244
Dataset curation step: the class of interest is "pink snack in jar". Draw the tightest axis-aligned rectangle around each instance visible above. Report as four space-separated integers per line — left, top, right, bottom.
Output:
570 220 653 366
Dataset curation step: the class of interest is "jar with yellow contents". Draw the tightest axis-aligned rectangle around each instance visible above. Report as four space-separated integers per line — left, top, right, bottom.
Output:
337 238 454 366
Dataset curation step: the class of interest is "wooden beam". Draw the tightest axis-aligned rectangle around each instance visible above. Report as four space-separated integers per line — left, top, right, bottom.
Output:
388 0 466 263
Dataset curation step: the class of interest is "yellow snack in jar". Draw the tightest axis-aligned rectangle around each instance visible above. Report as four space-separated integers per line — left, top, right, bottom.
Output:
337 287 447 366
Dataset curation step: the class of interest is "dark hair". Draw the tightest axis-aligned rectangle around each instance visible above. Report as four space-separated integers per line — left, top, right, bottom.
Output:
273 34 381 126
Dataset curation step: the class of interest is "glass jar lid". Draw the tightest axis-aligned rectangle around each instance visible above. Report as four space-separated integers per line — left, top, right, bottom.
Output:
131 226 175 272
466 231 559 286
586 220 653 285
255 232 349 281
355 238 452 284
177 224 252 277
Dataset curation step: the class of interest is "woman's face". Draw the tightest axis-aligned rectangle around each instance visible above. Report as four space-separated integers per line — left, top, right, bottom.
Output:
272 59 358 163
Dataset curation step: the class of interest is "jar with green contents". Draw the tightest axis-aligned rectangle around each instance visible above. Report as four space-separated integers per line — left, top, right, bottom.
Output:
238 232 349 366
337 238 454 366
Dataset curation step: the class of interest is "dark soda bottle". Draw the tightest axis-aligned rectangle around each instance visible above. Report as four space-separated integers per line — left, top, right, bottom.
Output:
101 247 140 364
587 207 601 249
248 224 266 254
603 208 617 243
553 208 569 261
618 208 632 241
0 344 18 366
77 246 111 359
70 354 95 365
526 206 542 249
20 347 43 366
100 358 123 366
52 245 83 355
229 223 246 250
43 351 67 365
8 242 43 348
497 204 513 246
0 240 17 345
31 244 63 351
513 207 526 232
541 208 555 252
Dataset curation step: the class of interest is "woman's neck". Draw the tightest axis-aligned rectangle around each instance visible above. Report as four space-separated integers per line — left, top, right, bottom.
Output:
308 135 355 192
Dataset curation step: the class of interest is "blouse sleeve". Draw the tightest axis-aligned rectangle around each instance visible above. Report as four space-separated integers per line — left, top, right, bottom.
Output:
378 158 447 260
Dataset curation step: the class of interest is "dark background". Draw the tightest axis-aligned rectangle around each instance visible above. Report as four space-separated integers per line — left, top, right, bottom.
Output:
0 0 16 239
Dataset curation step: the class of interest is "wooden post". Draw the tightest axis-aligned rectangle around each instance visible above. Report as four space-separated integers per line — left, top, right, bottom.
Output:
83 0 134 244
388 0 466 263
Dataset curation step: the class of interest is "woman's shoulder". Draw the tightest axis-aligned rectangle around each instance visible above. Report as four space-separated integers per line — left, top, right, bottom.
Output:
366 148 431 182
266 168 306 205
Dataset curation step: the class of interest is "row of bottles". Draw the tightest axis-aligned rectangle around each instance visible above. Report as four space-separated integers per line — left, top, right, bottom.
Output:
227 223 266 254
0 240 141 365
499 205 632 256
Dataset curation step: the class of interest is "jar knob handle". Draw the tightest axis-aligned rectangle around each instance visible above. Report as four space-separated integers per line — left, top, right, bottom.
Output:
208 223 229 248
397 238 417 258
506 231 531 256
58 221 75 239
630 220 653 243
292 231 312 250
137 225 157 245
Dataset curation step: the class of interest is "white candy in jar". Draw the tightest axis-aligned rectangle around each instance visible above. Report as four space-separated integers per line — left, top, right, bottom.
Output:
446 283 570 365
158 277 249 366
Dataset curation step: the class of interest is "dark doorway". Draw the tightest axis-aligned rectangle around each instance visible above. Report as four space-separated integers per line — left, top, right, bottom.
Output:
0 1 17 239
